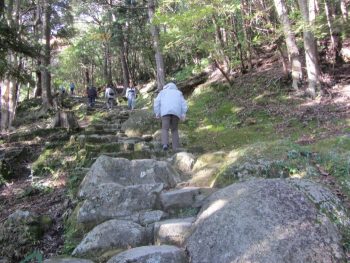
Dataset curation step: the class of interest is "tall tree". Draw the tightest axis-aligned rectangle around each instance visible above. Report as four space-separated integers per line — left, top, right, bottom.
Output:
148 0 165 90
41 0 53 107
297 0 321 98
1 0 20 131
273 0 303 90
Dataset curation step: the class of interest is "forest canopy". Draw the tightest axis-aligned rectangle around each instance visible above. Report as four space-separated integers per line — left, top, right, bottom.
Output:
0 0 349 131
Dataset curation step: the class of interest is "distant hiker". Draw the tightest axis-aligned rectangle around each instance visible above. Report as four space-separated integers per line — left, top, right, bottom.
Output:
60 85 66 94
105 84 116 110
125 85 137 110
153 82 188 151
86 85 97 107
70 82 75 95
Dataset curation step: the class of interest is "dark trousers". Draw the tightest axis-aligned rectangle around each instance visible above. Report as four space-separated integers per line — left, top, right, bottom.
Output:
161 114 180 150
88 96 95 106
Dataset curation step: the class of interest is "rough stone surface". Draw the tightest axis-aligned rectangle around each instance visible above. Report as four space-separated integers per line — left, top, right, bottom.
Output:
189 166 221 187
171 152 196 174
121 110 159 137
186 179 346 263
77 183 163 226
78 155 180 198
72 219 146 260
43 258 94 263
289 179 350 229
160 187 202 210
77 134 118 144
139 210 168 226
106 245 188 263
154 217 195 246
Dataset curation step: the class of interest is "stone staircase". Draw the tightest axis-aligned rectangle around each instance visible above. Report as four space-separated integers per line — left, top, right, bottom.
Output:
43 102 210 263
42 100 350 263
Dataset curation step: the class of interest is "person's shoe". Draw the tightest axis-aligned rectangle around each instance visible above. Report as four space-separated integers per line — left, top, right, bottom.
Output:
162 144 169 151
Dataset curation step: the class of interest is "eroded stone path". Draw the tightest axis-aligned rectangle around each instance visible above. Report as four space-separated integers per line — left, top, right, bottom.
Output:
42 102 350 263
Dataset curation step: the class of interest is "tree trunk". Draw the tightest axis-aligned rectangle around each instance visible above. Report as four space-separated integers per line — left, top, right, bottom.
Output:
8 0 20 127
298 0 321 98
51 111 79 131
230 15 246 73
340 0 348 21
33 1 42 97
0 80 10 131
274 0 303 90
1 0 18 131
241 0 252 71
120 46 130 89
212 15 230 73
34 65 42 97
41 0 52 107
107 43 112 84
103 43 109 84
276 40 289 77
148 0 165 91
0 0 4 17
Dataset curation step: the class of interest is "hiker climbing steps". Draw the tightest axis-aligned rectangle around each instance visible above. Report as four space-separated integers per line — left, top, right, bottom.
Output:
59 101 204 262
38 99 349 263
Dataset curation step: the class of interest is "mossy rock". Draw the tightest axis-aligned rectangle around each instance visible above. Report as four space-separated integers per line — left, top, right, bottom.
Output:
0 147 32 180
0 211 52 262
63 204 87 254
121 109 159 137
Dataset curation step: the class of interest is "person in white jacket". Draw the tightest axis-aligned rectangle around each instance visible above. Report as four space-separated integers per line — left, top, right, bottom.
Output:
105 85 116 110
153 82 188 151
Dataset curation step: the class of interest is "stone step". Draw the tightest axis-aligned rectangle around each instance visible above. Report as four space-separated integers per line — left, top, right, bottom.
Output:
73 134 119 145
100 151 153 160
84 142 121 153
154 217 195 246
43 257 94 263
72 219 148 261
160 187 217 211
89 123 122 130
106 245 187 263
83 129 119 136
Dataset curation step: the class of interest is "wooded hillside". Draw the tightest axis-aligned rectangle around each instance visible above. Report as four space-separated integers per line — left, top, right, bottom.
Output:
1 0 350 262
1 0 349 131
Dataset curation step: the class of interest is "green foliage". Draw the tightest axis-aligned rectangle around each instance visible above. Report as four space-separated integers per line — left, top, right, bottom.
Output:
63 205 85 254
20 182 53 198
31 149 62 177
172 59 209 81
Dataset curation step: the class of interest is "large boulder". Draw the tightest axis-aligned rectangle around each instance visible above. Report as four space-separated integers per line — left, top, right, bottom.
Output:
72 219 147 260
78 155 180 198
186 179 346 263
106 245 188 263
77 183 164 226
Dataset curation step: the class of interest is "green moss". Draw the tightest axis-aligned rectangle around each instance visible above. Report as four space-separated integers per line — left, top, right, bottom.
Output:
63 204 86 254
66 169 87 198
31 149 62 177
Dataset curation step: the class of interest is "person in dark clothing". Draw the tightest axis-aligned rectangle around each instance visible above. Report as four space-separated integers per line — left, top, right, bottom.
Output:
70 82 75 95
86 85 97 107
